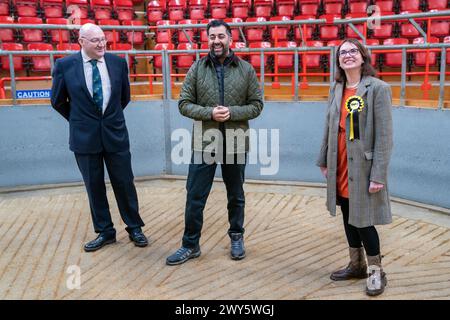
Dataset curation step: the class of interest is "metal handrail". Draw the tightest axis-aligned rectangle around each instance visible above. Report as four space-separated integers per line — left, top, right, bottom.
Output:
1 45 449 108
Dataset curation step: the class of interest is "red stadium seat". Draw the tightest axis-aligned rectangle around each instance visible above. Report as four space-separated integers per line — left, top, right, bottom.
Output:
14 0 38 17
224 18 244 42
28 43 53 71
413 37 440 66
177 19 197 43
57 43 81 51
248 42 271 69
1 43 24 71
428 0 448 10
371 11 395 39
189 0 206 20
200 42 209 57
445 36 450 65
399 11 422 38
230 41 246 49
115 0 134 21
66 0 90 19
324 2 342 15
91 0 112 20
270 16 291 42
349 1 368 14
299 0 319 16
109 42 134 66
156 20 176 43
365 38 380 67
245 17 267 42
55 43 81 60
277 0 296 17
373 0 395 13
230 41 247 58
47 18 70 43
277 41 297 69
383 38 409 67
302 40 323 68
428 10 450 38
176 43 196 69
345 13 367 38
0 0 10 16
153 43 174 68
294 15 316 41
98 19 120 44
122 20 145 45
147 1 166 23
318 14 341 40
18 17 43 42
168 0 185 22
41 0 64 18
399 0 420 12
254 0 273 19
231 0 250 19
0 16 15 42
210 0 228 19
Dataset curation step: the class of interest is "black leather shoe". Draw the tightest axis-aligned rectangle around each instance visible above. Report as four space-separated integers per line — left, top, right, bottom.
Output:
166 246 201 265
128 229 148 247
84 233 116 252
230 233 246 260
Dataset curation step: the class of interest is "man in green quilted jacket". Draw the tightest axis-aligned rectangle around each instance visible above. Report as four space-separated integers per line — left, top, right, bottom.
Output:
166 20 263 265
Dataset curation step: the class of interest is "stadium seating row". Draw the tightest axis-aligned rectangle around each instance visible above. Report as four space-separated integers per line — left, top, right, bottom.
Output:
2 36 449 72
0 16 145 44
146 0 450 22
153 15 450 44
0 0 146 20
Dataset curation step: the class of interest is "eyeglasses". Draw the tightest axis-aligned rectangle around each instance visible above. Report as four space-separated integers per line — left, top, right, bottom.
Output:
82 37 107 45
339 48 359 57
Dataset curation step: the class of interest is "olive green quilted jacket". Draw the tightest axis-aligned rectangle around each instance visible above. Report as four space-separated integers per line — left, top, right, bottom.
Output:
178 53 263 153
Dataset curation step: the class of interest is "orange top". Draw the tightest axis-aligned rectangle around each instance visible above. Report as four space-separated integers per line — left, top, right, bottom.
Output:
337 87 357 199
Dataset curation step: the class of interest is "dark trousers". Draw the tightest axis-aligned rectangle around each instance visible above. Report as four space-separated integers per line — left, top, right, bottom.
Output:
339 196 380 256
75 150 144 237
182 153 246 248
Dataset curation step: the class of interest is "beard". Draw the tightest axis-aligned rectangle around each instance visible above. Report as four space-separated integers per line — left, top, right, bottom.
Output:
211 44 229 60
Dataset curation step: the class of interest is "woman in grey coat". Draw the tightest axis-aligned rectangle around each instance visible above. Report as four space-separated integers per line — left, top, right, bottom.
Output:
316 38 393 296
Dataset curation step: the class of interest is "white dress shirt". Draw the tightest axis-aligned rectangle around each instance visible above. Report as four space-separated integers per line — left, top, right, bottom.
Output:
81 49 111 113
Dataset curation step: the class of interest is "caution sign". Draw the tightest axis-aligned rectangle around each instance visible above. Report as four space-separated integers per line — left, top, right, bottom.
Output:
16 90 51 99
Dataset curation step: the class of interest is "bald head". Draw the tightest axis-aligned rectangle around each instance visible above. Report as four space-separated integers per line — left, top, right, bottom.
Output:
78 23 107 60
79 23 103 39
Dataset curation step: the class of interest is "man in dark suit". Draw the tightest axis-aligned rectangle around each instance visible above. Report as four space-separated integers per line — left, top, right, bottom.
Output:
51 23 148 252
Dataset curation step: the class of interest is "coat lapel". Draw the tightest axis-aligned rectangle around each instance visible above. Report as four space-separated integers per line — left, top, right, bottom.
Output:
333 82 343 114
74 52 96 105
355 75 370 99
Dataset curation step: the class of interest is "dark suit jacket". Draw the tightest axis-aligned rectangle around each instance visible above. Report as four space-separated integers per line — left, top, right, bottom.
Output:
51 52 131 153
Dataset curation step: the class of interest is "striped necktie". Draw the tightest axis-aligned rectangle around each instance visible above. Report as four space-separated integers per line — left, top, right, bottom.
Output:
89 59 103 112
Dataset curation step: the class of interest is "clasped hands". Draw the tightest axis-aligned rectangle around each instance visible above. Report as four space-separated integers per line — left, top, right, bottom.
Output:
212 105 230 122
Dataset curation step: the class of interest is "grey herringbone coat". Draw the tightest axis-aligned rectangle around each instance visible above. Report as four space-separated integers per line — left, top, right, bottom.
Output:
316 76 393 228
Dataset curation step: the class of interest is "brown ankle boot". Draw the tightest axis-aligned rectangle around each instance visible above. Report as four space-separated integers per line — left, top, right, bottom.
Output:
366 254 387 296
330 247 368 281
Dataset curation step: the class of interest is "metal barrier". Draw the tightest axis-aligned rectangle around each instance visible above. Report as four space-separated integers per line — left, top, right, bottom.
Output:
1 44 449 108
1 10 450 107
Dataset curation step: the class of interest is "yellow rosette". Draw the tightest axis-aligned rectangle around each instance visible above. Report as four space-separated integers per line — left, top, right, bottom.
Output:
344 95 365 141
